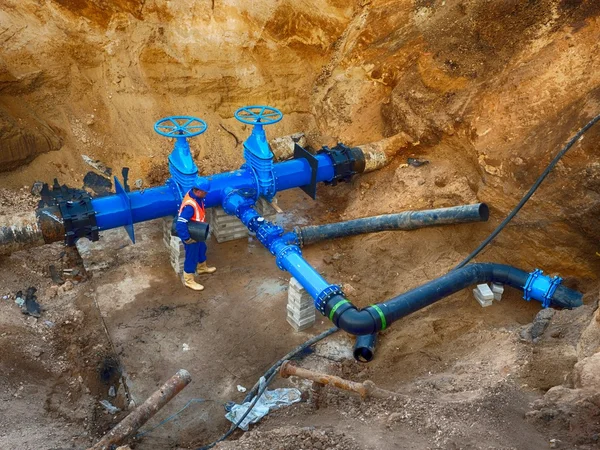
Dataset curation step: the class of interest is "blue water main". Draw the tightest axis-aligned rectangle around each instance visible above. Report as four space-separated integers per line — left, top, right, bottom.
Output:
80 109 584 338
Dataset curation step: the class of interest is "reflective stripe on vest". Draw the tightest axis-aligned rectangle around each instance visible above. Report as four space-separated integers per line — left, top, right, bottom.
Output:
179 193 206 222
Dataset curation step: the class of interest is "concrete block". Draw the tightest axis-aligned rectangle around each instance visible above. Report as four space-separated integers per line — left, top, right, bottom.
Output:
287 315 316 332
491 282 505 301
287 303 315 317
286 276 315 331
473 284 494 307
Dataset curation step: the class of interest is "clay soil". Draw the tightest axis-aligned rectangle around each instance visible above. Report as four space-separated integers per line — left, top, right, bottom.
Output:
1 1 600 449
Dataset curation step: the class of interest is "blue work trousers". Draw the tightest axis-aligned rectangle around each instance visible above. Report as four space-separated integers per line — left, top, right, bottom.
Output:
183 241 207 274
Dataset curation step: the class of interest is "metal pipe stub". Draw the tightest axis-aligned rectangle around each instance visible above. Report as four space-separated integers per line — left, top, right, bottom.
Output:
279 361 402 400
87 369 192 450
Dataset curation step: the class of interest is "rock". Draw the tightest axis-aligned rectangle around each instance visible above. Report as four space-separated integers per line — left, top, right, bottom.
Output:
46 285 58 299
530 308 556 340
387 412 402 424
573 352 600 389
342 283 356 295
60 281 74 293
30 181 44 196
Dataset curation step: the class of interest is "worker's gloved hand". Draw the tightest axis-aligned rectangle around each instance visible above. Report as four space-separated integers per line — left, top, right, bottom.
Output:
183 238 195 244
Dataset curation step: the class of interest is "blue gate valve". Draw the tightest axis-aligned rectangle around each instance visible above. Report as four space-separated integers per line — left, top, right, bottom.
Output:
235 106 283 201
154 116 208 193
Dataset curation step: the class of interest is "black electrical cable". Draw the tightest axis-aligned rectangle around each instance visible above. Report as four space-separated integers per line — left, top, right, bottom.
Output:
455 112 600 270
195 370 278 450
195 327 339 450
242 326 339 403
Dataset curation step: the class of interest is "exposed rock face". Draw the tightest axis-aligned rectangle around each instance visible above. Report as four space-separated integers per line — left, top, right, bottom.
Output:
525 299 600 445
0 0 599 277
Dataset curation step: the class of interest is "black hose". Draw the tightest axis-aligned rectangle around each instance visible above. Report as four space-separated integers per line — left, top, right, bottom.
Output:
294 203 488 246
455 112 600 269
326 263 583 335
195 327 339 449
195 370 278 450
242 326 339 403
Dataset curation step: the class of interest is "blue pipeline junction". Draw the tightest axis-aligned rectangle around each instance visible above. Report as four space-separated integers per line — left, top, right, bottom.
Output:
5 105 583 339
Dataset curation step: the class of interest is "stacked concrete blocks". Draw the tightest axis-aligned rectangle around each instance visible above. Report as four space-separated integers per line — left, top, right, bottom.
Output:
286 277 316 332
209 196 279 243
162 216 185 275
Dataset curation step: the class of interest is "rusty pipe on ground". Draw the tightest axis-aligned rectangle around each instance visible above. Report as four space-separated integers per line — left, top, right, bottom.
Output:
279 361 402 400
87 369 192 450
357 132 414 172
0 207 65 256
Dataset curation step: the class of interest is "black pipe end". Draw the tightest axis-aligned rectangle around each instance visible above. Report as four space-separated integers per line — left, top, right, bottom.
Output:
479 203 490 221
353 333 377 363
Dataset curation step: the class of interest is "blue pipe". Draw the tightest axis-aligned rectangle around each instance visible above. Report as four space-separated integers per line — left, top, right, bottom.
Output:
90 153 336 233
221 189 343 308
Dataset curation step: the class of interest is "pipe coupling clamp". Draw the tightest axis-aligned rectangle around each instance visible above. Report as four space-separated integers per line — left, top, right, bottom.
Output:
315 285 345 315
523 269 563 308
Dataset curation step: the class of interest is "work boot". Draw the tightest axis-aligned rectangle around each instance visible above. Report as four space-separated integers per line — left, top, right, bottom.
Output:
196 261 217 274
183 272 204 291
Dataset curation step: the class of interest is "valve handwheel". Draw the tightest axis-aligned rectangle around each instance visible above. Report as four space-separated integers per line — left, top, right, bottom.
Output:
154 116 208 138
234 105 283 125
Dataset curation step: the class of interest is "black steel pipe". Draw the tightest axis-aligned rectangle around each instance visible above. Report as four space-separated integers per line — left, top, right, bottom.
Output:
293 203 489 246
354 333 377 362
325 263 583 336
170 219 210 242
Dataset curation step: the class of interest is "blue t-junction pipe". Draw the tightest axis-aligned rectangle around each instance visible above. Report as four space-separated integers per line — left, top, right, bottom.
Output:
220 188 583 336
90 154 336 233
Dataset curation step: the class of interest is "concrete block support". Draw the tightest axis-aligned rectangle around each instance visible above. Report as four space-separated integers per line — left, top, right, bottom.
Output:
162 216 185 275
286 277 316 331
209 197 279 243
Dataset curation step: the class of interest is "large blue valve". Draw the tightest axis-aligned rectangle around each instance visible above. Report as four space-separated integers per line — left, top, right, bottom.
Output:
154 116 207 138
234 106 283 201
154 116 208 193
234 105 283 125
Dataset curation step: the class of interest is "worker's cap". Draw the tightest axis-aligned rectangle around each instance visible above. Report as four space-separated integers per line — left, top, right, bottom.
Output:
193 178 211 192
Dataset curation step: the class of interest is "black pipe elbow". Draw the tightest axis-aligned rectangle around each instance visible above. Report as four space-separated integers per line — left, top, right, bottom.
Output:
325 295 383 335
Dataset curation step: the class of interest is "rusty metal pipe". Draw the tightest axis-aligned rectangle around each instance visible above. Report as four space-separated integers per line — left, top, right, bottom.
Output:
0 207 65 256
279 361 402 400
87 369 192 450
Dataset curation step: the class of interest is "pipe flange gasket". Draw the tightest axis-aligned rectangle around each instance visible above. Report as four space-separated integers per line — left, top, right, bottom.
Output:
275 245 302 270
315 285 345 315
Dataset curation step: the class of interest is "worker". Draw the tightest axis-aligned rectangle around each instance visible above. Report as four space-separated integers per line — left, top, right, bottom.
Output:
176 179 216 291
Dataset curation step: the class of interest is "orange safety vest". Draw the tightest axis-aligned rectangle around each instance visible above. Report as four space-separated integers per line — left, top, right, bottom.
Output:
179 192 206 223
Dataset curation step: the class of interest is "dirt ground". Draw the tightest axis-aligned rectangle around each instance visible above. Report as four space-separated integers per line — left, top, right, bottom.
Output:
1 0 600 449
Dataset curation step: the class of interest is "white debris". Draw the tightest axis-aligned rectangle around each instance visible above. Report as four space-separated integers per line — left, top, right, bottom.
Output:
225 377 301 430
237 385 247 393
99 399 121 414
182 343 190 352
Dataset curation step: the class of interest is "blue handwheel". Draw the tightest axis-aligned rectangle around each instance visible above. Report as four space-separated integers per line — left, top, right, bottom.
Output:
154 116 207 138
234 105 283 125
